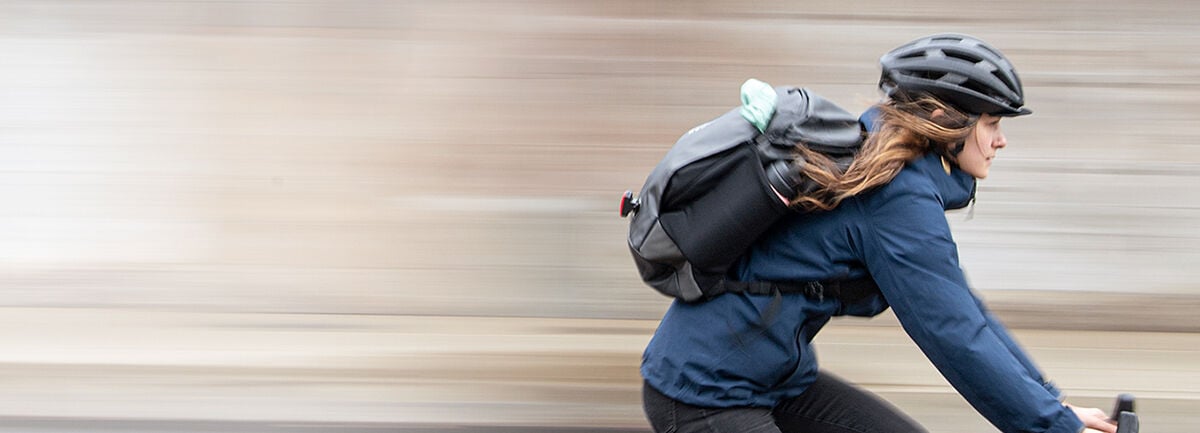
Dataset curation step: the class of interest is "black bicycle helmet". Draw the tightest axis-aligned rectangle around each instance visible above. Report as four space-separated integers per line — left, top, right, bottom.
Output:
880 33 1031 116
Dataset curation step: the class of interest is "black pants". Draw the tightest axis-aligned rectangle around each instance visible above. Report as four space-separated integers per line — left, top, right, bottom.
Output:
643 371 927 433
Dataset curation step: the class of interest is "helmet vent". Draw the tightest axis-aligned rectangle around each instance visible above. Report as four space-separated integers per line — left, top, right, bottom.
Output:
961 79 1014 109
991 69 1015 90
915 70 948 82
943 49 982 64
974 43 1004 60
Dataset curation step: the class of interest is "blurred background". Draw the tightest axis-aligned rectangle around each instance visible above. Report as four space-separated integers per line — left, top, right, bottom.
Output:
1 0 1198 432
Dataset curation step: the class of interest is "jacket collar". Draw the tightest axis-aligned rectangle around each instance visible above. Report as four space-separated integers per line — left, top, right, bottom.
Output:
860 107 977 210
914 152 977 210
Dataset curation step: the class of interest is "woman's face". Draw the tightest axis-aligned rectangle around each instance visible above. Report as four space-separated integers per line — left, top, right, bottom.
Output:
956 114 1007 179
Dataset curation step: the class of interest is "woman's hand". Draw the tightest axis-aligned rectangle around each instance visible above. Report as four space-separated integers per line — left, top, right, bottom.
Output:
1066 403 1117 433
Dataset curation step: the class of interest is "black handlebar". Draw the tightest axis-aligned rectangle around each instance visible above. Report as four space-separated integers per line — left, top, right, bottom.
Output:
1112 393 1139 433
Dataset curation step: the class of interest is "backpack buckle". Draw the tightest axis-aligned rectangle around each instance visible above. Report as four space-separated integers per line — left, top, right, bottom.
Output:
620 190 640 217
803 281 824 301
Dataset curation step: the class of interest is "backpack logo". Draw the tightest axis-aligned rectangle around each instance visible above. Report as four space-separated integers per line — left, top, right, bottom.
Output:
684 120 713 136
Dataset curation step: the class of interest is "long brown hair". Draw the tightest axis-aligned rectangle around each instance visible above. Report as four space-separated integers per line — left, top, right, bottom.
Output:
790 96 977 211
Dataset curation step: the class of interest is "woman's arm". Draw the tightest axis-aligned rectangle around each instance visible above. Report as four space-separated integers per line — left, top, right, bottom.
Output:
973 293 1064 399
974 293 1118 432
859 187 1083 433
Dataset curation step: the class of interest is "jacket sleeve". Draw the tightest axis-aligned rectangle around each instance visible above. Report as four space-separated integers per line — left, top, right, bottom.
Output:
974 293 1066 400
860 188 1082 433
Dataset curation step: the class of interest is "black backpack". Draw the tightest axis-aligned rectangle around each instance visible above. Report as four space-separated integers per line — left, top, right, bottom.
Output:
620 82 879 303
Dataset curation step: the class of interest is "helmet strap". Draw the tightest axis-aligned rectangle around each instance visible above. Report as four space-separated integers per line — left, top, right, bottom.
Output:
945 114 980 158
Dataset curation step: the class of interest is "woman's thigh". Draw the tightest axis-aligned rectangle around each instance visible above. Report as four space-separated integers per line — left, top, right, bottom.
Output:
771 371 928 433
643 382 781 433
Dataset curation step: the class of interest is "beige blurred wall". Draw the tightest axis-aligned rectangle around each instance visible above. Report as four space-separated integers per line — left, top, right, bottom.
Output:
2 0 1200 323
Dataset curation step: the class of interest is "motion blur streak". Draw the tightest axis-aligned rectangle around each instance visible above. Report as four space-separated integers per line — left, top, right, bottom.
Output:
0 1 1197 432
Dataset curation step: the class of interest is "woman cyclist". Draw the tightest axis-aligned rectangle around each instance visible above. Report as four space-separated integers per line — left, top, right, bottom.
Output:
641 34 1118 433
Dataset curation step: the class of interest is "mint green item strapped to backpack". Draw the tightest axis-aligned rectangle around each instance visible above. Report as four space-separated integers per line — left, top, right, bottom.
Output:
739 78 777 133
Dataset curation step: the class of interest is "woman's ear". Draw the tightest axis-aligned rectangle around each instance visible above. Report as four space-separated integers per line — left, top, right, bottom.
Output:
930 108 947 120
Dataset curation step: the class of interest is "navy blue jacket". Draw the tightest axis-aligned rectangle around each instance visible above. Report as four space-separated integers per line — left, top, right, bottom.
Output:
641 109 1084 433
